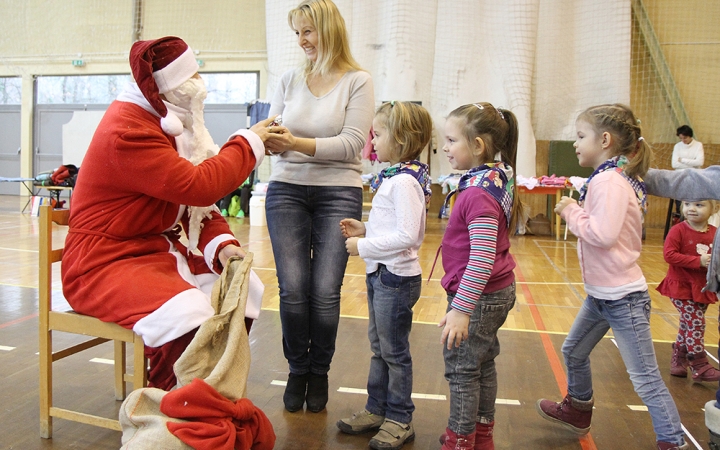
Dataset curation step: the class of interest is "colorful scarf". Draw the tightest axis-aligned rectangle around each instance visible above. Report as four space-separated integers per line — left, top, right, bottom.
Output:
442 162 515 227
370 160 432 207
578 155 647 214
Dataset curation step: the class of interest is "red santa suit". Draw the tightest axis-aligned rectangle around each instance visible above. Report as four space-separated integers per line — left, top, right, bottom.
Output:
61 86 264 349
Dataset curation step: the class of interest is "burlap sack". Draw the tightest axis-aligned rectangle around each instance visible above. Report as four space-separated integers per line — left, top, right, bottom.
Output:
119 254 253 449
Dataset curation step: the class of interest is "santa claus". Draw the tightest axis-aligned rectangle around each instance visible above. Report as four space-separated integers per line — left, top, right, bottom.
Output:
61 36 273 390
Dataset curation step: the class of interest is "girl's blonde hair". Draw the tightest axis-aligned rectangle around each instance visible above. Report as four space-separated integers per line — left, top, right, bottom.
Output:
577 103 652 179
447 102 523 231
374 102 433 162
288 0 363 80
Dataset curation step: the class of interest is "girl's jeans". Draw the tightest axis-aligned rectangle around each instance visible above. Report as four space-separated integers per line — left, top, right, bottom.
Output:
444 283 515 435
364 265 422 424
563 291 684 444
265 181 362 375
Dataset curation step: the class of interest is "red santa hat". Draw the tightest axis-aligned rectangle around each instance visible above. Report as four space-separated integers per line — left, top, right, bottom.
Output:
130 36 199 136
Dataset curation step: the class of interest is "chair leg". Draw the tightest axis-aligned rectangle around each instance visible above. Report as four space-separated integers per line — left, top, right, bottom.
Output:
114 340 127 400
39 329 52 438
133 334 148 391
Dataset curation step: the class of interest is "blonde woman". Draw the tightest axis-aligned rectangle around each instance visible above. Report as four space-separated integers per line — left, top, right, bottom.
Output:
264 0 375 414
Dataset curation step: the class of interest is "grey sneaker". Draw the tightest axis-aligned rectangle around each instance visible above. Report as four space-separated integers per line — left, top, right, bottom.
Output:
336 409 385 435
369 419 415 450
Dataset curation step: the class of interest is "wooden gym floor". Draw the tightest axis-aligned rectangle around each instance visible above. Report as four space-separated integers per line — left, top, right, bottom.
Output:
0 193 717 450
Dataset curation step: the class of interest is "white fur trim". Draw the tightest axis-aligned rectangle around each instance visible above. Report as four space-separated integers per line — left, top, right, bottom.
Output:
707 400 720 433
161 113 184 136
204 233 236 273
153 47 199 94
133 288 214 347
230 129 265 170
246 270 265 319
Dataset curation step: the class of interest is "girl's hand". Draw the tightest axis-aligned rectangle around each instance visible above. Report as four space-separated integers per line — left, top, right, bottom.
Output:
264 126 296 155
345 237 360 256
701 254 711 268
439 309 470 350
340 218 365 238
554 196 577 215
218 244 245 268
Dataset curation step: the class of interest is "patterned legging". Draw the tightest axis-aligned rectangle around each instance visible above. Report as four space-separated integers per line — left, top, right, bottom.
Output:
671 298 709 355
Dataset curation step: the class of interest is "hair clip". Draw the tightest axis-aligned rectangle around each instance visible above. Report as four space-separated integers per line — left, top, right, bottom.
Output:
496 106 505 120
473 103 484 110
390 100 395 107
638 137 644 142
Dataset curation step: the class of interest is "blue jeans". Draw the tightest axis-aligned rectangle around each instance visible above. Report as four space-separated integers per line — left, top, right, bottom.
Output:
562 291 684 445
444 284 515 435
365 265 422 424
265 181 362 375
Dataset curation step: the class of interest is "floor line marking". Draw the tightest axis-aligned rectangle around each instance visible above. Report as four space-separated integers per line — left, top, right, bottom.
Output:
90 358 114 365
682 423 702 449
0 345 16 351
707 350 719 364
513 256 598 450
0 313 38 329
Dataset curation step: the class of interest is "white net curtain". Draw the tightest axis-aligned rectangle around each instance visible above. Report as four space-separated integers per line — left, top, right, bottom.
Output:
265 0 632 179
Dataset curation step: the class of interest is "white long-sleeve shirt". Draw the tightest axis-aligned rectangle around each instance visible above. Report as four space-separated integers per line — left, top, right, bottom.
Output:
671 139 704 170
357 174 426 276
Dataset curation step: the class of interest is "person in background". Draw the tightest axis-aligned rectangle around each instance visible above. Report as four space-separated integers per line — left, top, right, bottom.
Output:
670 124 704 216
336 102 433 450
61 36 272 391
536 104 688 450
438 102 522 450
263 0 375 413
645 166 720 450
658 199 720 382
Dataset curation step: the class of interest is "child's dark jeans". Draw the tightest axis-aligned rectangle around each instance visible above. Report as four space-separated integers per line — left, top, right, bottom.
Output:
443 283 515 435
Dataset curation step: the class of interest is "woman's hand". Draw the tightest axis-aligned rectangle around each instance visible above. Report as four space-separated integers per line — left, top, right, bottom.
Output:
554 196 577 215
249 116 279 143
218 244 246 268
339 218 365 238
264 126 297 155
345 237 360 256
439 309 470 350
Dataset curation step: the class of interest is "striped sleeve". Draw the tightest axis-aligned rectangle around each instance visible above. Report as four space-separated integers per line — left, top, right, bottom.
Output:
450 215 498 314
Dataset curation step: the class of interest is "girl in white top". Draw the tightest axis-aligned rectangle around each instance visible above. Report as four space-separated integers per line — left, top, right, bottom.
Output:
336 101 433 450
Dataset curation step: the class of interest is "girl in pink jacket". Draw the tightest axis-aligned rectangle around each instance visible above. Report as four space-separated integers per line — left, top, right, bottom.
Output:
536 104 687 450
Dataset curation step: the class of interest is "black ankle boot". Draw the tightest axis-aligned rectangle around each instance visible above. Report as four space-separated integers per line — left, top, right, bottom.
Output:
283 372 309 412
306 372 329 413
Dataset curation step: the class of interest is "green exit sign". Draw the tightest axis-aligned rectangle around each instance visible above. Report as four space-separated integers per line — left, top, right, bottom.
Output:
72 59 84 67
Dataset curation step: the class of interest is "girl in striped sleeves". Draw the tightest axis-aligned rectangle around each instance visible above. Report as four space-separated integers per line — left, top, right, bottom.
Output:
438 102 522 450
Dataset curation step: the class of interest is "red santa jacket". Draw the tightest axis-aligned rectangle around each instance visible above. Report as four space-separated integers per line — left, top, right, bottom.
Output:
61 100 260 347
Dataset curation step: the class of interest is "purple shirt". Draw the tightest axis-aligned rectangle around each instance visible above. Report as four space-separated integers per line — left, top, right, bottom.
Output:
441 187 515 296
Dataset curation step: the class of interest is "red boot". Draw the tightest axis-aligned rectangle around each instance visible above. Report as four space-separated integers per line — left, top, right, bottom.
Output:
689 353 720 382
657 440 689 449
439 421 494 450
536 394 593 435
474 421 494 450
670 343 689 377
441 427 475 450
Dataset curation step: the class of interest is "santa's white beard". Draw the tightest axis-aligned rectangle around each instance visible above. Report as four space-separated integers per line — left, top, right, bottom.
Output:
166 78 221 252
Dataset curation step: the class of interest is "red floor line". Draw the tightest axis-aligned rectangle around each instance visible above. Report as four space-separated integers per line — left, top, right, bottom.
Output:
0 312 37 329
514 256 597 450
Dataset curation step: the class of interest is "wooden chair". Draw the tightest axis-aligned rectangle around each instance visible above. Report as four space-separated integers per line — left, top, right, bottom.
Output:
38 204 147 438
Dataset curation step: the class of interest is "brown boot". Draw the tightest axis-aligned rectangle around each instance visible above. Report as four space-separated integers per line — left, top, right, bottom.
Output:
670 343 689 377
689 353 720 382
441 427 475 450
474 421 494 450
536 394 593 435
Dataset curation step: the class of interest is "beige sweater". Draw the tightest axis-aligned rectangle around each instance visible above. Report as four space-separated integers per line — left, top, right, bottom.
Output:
268 69 375 188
